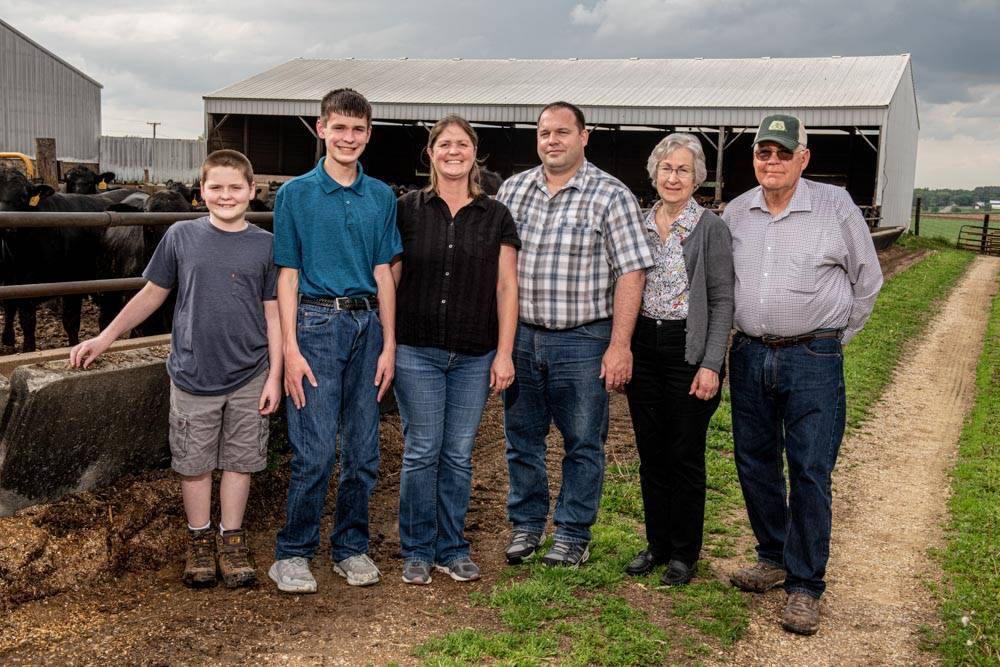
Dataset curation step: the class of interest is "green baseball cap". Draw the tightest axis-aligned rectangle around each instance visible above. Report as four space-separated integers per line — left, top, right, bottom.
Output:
753 114 807 150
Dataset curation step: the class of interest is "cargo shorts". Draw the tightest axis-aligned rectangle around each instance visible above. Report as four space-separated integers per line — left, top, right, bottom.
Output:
168 371 269 476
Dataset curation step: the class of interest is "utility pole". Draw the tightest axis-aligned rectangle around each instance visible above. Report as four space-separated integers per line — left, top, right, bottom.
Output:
146 121 160 184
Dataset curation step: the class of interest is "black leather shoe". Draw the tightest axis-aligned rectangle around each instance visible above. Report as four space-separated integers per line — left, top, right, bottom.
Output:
625 549 665 576
660 559 695 586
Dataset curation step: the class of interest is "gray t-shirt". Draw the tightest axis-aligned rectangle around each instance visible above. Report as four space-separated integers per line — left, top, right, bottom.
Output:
144 217 278 395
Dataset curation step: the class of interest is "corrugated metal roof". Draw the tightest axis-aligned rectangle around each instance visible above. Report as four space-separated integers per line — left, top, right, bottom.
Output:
205 55 910 110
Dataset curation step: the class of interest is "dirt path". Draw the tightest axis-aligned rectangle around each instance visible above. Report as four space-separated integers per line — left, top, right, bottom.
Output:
713 255 1000 667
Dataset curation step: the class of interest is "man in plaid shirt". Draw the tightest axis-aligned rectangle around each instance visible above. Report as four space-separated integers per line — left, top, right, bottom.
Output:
497 102 655 568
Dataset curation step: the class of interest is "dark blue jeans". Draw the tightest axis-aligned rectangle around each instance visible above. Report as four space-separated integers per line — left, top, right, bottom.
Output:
503 320 611 544
394 344 495 566
729 333 846 598
275 304 382 562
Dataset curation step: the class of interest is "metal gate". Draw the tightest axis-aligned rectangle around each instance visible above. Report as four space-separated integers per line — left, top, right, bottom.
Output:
957 215 1000 256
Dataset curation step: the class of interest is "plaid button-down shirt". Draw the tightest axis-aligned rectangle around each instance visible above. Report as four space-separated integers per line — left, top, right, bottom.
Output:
497 160 655 330
722 178 883 344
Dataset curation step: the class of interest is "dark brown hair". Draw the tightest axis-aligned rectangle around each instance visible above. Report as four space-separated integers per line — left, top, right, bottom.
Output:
320 88 372 124
424 115 482 198
201 149 254 185
538 101 586 131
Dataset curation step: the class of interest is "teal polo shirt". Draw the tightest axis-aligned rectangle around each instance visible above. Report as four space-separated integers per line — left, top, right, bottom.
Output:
273 159 402 297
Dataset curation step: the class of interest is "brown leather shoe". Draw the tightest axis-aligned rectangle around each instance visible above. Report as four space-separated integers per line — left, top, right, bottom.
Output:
217 528 257 588
183 526 218 588
729 560 786 592
781 591 821 635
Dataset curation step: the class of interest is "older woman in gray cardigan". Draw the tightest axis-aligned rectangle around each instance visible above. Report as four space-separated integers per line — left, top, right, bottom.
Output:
624 133 734 586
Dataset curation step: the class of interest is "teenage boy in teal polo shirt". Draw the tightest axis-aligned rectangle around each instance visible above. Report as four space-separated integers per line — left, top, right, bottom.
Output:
269 88 402 593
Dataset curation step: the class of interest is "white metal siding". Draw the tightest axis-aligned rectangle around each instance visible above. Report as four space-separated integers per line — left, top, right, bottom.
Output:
875 61 920 229
205 98 887 129
0 20 101 162
100 136 206 184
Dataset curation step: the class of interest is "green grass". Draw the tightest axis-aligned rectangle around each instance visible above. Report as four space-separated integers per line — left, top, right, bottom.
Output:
933 275 1000 665
911 215 993 244
415 240 976 666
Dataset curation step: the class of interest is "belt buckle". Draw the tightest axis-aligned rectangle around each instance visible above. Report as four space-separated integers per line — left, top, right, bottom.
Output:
761 334 782 346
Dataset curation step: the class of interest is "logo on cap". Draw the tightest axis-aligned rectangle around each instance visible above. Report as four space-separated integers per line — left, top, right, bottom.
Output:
768 120 786 131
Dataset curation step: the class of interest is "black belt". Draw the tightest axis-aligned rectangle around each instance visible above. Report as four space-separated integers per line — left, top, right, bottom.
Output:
301 295 379 311
737 329 842 348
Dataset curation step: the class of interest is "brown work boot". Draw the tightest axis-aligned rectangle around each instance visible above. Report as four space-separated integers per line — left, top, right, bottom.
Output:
217 528 257 588
781 591 821 635
183 526 218 588
729 560 786 592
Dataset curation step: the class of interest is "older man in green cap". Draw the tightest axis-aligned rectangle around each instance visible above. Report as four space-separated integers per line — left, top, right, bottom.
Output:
722 114 883 635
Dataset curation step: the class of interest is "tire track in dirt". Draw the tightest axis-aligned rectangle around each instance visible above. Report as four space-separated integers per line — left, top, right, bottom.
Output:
712 255 1000 666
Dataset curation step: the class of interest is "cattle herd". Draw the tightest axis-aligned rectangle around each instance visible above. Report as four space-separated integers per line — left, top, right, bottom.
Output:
0 165 281 353
0 163 505 353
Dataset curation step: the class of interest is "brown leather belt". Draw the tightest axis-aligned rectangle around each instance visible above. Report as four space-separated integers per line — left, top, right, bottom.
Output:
737 329 842 348
301 295 379 311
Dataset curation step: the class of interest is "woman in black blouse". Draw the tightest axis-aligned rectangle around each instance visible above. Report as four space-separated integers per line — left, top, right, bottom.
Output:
391 115 520 585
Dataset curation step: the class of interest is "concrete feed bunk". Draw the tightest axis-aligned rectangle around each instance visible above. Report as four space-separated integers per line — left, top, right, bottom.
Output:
0 345 171 516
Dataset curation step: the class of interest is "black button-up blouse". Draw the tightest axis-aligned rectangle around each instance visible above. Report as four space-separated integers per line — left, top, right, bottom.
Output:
395 188 521 355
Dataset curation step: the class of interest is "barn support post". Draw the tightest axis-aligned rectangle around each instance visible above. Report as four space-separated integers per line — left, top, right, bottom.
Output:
714 127 725 205
35 138 58 188
242 116 249 156
913 197 921 235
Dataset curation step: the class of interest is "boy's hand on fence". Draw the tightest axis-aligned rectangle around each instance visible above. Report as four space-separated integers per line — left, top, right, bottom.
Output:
284 350 317 410
259 375 282 415
69 335 111 369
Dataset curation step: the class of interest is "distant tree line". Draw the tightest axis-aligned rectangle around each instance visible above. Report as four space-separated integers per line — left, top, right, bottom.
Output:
914 186 1000 212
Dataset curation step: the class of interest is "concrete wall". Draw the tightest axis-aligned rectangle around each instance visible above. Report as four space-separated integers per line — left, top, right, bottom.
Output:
0 346 170 516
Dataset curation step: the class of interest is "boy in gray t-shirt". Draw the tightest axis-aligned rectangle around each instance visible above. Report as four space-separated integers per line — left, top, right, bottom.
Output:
71 150 282 589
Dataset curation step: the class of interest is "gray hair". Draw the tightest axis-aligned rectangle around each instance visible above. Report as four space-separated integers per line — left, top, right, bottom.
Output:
646 133 708 187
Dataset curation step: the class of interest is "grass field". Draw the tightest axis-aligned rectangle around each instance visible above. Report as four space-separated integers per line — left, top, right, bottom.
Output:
933 270 1000 665
414 240 974 666
911 215 993 244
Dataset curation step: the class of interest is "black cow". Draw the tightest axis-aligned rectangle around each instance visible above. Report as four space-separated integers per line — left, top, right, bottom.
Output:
97 190 192 335
0 167 108 352
63 165 116 195
480 168 503 196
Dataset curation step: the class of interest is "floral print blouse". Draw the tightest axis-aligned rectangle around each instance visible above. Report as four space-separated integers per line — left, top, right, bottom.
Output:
640 198 703 320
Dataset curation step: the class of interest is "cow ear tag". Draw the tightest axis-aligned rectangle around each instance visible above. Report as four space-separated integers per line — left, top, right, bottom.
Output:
192 197 198 206
98 180 108 190
28 194 41 207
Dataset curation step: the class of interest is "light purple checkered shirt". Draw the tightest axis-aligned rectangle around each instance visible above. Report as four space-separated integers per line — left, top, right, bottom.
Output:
722 178 883 344
497 160 655 330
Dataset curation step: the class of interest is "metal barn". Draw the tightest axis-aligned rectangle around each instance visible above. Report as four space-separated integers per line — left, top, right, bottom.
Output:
204 55 919 228
0 18 101 162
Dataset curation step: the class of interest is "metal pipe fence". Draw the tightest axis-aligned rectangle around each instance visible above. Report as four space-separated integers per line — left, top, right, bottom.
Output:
0 211 274 300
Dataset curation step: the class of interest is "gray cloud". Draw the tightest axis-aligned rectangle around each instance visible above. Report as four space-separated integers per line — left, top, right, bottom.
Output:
3 0 997 185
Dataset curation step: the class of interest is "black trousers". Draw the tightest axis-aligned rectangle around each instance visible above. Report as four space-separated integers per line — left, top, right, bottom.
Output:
625 316 722 566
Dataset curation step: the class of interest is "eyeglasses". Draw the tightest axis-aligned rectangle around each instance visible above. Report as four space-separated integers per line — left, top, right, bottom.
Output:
753 147 799 161
658 165 695 180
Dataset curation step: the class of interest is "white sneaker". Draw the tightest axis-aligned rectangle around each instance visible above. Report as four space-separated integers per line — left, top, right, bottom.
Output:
333 553 381 586
268 557 317 593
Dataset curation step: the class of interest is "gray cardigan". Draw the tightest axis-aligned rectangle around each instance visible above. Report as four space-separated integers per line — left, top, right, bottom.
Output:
678 209 734 372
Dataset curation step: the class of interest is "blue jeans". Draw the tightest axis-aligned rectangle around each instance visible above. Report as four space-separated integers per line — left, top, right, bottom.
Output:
729 333 846 598
275 304 382 562
503 320 611 544
394 344 495 565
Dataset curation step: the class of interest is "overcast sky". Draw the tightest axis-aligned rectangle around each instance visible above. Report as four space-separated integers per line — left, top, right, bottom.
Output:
4 0 998 188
